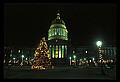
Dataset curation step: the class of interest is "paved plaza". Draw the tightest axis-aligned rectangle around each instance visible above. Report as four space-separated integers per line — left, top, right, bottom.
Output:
4 65 116 80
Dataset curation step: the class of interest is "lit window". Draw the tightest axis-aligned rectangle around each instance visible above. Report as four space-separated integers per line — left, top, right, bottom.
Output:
54 29 57 35
62 45 64 58
65 45 67 57
52 45 54 58
59 29 60 35
59 45 61 58
55 45 58 58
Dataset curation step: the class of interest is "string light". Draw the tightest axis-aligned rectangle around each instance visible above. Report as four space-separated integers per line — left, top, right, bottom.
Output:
31 37 52 70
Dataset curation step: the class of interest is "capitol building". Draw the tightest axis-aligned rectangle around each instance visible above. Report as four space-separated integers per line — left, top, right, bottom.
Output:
4 11 116 66
47 11 71 65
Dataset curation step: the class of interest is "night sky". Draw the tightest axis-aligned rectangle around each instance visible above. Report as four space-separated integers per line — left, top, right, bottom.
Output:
4 3 116 47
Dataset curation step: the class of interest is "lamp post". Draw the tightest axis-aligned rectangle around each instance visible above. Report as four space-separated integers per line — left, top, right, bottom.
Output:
96 41 105 75
73 55 76 67
20 55 24 66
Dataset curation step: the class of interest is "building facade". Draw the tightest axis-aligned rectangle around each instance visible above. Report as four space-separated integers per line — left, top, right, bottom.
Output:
70 45 116 66
47 12 71 66
4 45 116 66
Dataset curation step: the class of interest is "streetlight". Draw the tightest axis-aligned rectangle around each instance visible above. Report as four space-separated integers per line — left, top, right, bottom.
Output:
73 55 76 67
20 55 24 66
13 57 15 63
96 41 105 75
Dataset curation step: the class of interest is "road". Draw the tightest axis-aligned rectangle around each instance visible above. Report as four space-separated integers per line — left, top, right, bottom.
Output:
4 66 116 79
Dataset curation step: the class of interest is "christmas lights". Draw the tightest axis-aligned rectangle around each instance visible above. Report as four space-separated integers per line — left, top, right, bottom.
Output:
31 37 52 70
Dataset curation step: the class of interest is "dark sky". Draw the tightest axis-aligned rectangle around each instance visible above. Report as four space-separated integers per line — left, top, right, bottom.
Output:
4 3 116 47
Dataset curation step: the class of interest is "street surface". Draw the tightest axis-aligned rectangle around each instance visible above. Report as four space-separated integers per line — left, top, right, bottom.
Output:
4 66 116 79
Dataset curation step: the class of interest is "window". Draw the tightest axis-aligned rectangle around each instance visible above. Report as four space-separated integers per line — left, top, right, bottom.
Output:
62 45 64 58
52 45 54 58
49 31 51 37
55 45 58 58
59 45 61 58
58 29 60 35
65 45 67 57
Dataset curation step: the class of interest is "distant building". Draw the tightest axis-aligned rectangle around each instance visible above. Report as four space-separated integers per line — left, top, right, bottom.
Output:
4 45 116 66
4 46 35 65
71 45 116 66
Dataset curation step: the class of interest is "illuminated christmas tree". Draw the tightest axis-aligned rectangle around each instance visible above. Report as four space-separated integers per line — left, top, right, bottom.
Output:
31 37 52 70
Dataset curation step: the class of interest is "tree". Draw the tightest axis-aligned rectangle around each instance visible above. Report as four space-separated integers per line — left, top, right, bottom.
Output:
31 37 52 70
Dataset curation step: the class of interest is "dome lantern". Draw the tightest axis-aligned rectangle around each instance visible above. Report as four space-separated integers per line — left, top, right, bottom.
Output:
56 10 60 19
51 10 65 25
56 13 60 19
